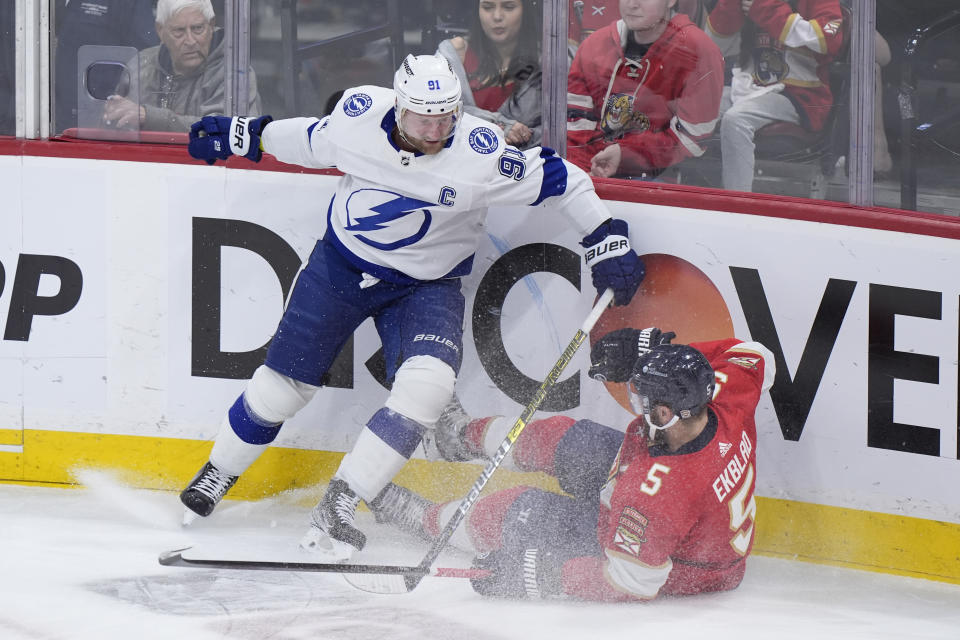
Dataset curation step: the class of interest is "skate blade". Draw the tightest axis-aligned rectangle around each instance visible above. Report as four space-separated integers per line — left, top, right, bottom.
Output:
181 508 201 527
298 527 356 562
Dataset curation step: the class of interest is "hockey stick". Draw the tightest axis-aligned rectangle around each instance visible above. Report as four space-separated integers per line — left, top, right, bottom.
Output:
402 287 615 591
159 547 488 593
158 288 614 594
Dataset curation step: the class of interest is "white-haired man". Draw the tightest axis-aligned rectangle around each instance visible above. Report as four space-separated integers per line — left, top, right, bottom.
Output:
102 0 261 132
180 53 646 561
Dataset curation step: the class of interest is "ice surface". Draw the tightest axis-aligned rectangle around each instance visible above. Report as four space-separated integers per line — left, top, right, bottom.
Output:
1 471 958 640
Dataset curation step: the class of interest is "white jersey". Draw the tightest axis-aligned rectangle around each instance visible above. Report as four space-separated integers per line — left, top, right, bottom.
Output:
261 86 611 283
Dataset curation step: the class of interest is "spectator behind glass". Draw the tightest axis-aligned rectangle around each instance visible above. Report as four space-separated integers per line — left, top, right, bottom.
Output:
566 0 724 179
569 0 620 44
705 0 844 192
436 0 543 149
53 0 158 134
101 0 261 133
0 3 13 135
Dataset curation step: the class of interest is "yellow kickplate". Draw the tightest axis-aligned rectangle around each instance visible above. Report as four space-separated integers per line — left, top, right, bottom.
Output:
755 496 960 585
0 428 23 446
4 428 959 585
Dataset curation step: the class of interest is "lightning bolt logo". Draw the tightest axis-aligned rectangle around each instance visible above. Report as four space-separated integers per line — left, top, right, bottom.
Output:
344 190 436 251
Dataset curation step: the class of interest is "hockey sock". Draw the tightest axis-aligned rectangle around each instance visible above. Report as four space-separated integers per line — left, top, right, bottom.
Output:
209 394 279 477
479 415 577 473
512 416 577 474
463 416 495 457
429 485 532 554
479 416 520 469
336 408 421 502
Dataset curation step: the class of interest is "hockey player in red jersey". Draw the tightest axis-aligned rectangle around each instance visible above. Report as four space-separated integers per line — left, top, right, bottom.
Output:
371 327 775 600
566 0 725 179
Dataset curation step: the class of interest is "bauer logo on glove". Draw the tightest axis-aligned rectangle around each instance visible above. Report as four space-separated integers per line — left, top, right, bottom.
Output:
584 237 630 265
188 114 272 165
580 218 645 306
231 116 252 156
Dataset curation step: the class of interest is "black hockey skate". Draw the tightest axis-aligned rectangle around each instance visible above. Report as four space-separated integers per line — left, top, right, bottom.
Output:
299 478 366 560
369 483 434 541
180 461 238 523
432 394 488 462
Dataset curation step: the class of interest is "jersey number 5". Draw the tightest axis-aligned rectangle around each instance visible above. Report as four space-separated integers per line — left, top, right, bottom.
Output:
639 463 671 496
728 463 757 556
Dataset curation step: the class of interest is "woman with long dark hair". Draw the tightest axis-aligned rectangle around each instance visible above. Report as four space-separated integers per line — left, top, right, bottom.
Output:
437 0 543 148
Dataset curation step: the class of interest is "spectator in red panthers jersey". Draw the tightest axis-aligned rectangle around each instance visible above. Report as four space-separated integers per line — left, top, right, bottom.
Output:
566 0 725 179
437 0 543 149
705 0 845 191
371 328 775 601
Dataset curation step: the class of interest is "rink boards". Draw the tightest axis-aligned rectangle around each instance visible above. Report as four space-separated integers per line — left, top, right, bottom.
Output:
1 146 959 584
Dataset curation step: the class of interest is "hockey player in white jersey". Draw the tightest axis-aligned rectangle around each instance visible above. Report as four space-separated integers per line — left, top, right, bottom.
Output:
180 53 646 560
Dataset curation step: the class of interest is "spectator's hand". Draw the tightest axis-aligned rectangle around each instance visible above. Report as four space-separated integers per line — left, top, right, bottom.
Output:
505 121 532 146
580 218 645 306
102 95 144 129
187 115 273 165
590 143 621 177
469 548 566 599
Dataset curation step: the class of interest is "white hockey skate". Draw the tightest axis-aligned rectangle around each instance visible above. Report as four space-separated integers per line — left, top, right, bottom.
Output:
299 478 367 561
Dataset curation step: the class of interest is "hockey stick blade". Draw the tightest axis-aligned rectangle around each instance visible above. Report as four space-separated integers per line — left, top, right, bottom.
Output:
342 566 489 594
158 547 488 594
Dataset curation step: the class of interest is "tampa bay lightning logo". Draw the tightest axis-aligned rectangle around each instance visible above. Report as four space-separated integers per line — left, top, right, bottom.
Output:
468 127 499 154
343 93 373 117
344 189 435 250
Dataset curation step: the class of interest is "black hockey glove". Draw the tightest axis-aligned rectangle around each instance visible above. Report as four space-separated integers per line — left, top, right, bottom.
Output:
188 115 273 165
580 218 645 306
588 327 676 383
470 548 567 599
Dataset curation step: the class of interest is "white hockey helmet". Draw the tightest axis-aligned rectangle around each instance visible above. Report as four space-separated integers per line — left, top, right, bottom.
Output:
393 54 463 141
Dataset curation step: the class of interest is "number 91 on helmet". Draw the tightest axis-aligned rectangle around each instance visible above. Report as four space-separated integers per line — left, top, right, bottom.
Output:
393 54 463 149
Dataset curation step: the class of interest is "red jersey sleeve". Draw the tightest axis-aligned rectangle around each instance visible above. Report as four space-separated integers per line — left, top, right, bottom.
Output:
691 338 776 396
747 0 844 57
706 0 748 36
566 47 606 171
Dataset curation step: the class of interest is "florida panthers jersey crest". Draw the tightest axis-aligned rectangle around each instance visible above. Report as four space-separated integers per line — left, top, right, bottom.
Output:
600 93 651 138
260 86 609 283
751 32 789 86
